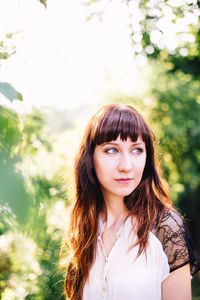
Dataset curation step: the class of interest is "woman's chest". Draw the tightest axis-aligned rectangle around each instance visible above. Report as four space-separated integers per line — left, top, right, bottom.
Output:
83 232 169 300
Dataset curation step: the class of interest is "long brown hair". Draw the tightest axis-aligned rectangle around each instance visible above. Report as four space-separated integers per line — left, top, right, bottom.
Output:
63 104 172 300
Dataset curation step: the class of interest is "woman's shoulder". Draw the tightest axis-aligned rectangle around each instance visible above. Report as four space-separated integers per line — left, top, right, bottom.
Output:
152 208 200 277
154 209 184 234
152 208 185 249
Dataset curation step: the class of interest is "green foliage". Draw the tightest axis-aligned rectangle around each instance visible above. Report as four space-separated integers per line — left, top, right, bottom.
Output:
151 72 200 195
0 106 67 299
0 107 28 224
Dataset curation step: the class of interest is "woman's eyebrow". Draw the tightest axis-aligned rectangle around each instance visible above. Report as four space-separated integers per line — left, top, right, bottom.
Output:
101 141 145 146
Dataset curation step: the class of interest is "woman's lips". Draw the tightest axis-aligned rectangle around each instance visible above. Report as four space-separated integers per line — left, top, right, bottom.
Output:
115 178 133 184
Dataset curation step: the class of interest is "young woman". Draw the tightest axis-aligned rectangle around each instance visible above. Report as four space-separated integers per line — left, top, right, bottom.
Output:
63 104 200 300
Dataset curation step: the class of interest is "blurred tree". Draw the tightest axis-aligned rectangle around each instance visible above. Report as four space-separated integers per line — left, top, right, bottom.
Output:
150 67 200 248
0 107 28 223
0 106 68 299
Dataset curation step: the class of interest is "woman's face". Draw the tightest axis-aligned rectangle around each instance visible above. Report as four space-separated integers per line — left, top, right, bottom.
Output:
93 135 147 202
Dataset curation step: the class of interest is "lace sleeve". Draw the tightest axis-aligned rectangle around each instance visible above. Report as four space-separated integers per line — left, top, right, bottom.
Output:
153 209 200 277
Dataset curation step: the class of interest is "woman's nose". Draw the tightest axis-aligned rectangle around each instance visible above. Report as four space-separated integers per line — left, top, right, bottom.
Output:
118 153 132 172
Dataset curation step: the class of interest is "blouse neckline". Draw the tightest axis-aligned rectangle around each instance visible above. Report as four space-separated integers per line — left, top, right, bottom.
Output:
97 215 137 241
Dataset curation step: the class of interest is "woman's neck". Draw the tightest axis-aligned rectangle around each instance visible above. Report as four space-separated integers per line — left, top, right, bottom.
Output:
101 196 129 229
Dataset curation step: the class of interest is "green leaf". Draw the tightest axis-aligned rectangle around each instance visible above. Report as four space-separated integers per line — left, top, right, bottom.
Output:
16 91 23 101
39 0 47 8
0 82 23 102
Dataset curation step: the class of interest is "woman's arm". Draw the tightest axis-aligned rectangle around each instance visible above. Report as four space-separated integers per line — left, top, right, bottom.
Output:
162 264 191 300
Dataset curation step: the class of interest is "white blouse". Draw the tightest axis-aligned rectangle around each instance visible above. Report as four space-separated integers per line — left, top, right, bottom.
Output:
83 216 170 300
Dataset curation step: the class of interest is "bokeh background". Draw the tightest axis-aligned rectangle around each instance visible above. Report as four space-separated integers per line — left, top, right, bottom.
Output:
0 0 200 299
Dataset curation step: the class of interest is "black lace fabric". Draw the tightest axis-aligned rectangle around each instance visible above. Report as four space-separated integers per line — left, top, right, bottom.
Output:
152 209 200 277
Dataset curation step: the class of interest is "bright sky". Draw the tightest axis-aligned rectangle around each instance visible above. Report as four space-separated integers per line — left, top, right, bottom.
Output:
0 0 140 111
0 0 198 112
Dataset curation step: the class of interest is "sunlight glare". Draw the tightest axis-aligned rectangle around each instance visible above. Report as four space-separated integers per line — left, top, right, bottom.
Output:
0 0 139 111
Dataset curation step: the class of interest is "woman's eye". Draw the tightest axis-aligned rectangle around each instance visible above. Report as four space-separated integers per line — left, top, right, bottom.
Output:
105 148 118 154
132 148 143 154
